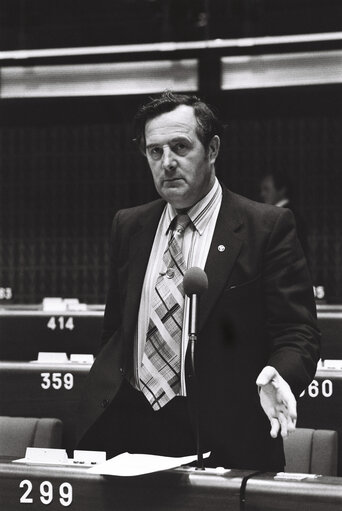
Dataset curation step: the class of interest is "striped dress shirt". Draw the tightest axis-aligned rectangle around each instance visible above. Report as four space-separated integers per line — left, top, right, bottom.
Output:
133 177 222 396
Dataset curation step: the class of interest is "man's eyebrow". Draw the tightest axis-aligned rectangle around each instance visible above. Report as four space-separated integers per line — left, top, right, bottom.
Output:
146 136 191 148
171 136 191 143
146 143 160 149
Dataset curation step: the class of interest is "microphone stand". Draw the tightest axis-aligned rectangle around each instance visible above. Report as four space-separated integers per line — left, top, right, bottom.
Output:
188 293 204 470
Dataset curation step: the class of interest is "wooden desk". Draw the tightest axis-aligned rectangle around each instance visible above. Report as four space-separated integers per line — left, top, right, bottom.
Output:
317 305 342 359
245 472 342 511
298 368 342 476
0 308 103 360
2 362 342 470
0 459 243 511
0 362 90 451
0 458 341 511
0 304 341 361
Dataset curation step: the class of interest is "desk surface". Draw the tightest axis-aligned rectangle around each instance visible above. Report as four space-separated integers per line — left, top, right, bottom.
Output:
0 360 91 373
0 458 341 511
246 472 342 511
0 458 243 511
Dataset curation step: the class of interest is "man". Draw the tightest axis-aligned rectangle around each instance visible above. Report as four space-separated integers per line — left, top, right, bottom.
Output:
260 172 309 261
76 91 320 471
260 172 294 208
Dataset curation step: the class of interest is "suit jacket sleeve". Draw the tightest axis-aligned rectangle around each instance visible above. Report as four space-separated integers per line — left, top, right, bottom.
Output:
100 210 122 351
263 207 320 396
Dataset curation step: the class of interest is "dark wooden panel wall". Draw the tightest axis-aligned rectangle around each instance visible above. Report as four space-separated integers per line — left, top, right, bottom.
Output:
1 0 341 50
0 86 341 303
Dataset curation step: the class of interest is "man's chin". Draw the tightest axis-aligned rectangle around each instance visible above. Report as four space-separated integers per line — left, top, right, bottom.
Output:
160 186 191 209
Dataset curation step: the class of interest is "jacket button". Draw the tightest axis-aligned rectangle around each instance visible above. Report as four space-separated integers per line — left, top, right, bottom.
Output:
101 399 109 408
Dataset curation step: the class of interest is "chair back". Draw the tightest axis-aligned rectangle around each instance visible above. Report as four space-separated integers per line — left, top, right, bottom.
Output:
284 427 338 476
0 416 63 457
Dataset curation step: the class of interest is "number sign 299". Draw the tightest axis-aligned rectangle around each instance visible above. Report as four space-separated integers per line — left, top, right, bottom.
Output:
19 480 72 507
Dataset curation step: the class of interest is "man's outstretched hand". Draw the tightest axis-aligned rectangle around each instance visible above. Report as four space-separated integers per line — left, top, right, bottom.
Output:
256 366 297 439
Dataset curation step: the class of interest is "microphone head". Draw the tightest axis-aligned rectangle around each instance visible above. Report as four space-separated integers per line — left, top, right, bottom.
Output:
183 267 208 296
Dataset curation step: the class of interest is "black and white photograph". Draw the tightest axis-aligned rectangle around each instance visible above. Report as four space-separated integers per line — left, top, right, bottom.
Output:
0 1 341 509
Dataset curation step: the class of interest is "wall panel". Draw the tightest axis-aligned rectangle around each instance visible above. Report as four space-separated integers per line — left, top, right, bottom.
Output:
0 88 340 303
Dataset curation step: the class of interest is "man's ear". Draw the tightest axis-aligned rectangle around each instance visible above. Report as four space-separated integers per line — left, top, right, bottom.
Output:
208 135 220 164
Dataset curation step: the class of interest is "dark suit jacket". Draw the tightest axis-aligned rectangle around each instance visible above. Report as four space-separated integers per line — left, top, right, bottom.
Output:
282 199 310 266
77 185 320 470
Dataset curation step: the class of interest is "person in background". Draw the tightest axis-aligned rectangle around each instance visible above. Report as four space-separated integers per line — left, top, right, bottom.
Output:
260 172 309 263
76 91 320 472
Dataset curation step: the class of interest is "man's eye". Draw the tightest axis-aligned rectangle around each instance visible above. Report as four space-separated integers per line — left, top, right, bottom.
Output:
174 143 188 155
149 147 162 159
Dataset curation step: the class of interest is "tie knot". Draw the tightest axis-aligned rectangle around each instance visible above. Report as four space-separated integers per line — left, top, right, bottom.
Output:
174 214 191 234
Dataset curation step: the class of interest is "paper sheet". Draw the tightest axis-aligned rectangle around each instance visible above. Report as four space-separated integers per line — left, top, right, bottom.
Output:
88 451 211 477
274 472 321 481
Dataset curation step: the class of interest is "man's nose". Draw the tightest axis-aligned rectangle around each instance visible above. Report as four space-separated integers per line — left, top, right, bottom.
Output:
161 147 176 170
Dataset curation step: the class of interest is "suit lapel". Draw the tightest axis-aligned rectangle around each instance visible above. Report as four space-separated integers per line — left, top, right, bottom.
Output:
200 187 243 331
122 200 165 342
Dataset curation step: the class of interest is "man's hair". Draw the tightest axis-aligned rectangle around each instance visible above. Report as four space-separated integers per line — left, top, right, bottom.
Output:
134 90 223 153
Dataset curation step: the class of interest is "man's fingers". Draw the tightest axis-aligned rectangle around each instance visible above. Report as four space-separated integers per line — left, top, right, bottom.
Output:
287 409 297 431
287 417 296 434
257 366 298 439
270 417 280 438
285 395 297 421
281 395 297 430
256 366 277 386
269 408 297 438
286 406 297 433
278 412 289 438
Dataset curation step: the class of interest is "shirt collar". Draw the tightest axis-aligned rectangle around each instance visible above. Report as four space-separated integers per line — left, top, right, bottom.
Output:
164 177 222 236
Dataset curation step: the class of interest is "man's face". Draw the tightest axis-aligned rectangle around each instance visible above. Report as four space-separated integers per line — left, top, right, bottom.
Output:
260 175 285 205
144 105 218 210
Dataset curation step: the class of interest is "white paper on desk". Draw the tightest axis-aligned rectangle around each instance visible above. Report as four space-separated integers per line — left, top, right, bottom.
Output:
88 451 211 477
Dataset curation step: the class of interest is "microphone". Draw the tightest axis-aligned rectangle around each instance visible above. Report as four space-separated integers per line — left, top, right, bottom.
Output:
183 267 208 338
183 267 208 470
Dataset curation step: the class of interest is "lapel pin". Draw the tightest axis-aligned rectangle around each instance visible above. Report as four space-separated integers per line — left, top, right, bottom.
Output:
218 245 226 252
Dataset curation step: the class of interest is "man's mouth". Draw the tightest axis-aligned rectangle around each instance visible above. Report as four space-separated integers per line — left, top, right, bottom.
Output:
164 177 183 183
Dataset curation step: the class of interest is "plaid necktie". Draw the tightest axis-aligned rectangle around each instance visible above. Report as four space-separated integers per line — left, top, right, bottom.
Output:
140 214 191 410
